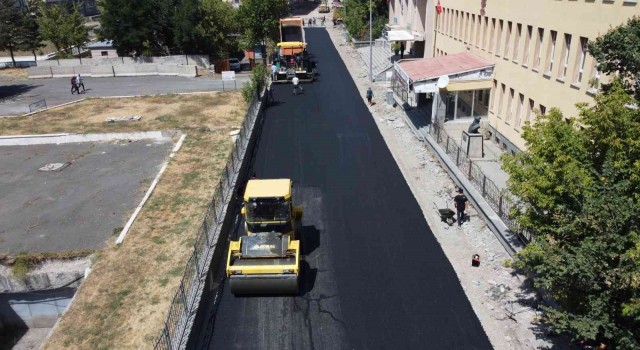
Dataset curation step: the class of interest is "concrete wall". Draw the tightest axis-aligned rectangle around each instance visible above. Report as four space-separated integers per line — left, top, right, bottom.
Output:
90 49 118 59
37 55 209 68
0 288 76 328
431 0 638 150
90 65 115 77
50 66 75 78
27 67 52 79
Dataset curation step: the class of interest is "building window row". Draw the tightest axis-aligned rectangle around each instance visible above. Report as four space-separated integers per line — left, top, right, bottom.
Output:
437 9 602 92
490 79 547 129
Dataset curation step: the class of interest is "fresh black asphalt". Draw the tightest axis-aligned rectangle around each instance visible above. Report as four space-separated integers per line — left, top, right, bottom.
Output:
199 29 492 349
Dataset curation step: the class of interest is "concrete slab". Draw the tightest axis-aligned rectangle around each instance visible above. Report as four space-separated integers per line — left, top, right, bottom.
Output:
27 67 52 79
0 139 173 253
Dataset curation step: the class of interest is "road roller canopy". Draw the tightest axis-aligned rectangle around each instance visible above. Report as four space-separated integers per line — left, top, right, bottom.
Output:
244 179 292 201
241 232 291 258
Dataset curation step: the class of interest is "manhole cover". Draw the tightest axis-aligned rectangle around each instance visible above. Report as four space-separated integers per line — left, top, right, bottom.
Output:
39 162 71 172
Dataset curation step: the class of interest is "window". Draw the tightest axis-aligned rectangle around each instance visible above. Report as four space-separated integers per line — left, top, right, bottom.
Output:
546 30 557 74
526 98 534 124
490 79 497 111
573 37 588 84
466 13 472 43
475 15 482 47
101 51 108 56
461 12 467 42
533 28 544 70
539 104 547 115
513 24 522 62
497 83 506 116
488 18 496 52
589 62 601 91
504 21 512 58
482 17 489 50
559 33 572 79
523 25 532 66
515 93 524 127
495 20 504 55
506 88 514 123
455 10 460 39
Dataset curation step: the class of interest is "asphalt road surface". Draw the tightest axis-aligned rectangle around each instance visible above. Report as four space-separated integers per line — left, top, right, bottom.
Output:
197 29 492 349
0 75 250 116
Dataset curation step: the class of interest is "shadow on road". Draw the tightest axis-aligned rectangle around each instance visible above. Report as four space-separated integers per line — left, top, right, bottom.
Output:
0 84 39 103
301 225 320 256
291 1 321 17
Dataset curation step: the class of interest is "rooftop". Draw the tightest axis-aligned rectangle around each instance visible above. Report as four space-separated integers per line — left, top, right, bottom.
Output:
398 52 493 83
244 179 292 200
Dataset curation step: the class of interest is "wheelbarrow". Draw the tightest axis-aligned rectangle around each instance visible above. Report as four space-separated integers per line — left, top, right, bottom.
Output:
434 202 456 226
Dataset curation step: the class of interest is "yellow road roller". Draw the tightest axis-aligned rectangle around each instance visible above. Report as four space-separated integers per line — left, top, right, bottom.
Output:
226 179 303 295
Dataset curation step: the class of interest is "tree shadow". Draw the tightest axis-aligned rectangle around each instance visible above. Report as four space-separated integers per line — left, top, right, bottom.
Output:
0 84 39 103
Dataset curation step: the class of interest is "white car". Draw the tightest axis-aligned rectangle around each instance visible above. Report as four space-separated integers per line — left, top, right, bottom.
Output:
229 58 241 71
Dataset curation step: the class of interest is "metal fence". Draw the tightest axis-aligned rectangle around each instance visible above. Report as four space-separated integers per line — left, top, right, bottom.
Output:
430 122 531 244
28 99 47 113
153 91 264 350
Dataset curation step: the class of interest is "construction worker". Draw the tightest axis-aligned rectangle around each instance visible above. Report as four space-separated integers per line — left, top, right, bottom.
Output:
292 76 303 95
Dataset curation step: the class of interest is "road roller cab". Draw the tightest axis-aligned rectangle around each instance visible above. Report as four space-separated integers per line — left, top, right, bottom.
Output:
226 179 303 295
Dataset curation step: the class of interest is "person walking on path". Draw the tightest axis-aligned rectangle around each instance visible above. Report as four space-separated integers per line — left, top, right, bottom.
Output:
292 76 303 95
366 87 374 106
268 83 275 103
76 74 85 93
70 76 79 94
453 188 468 227
271 63 278 81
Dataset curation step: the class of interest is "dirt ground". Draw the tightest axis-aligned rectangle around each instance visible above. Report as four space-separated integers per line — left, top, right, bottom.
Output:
0 92 247 349
0 68 28 81
321 14 568 350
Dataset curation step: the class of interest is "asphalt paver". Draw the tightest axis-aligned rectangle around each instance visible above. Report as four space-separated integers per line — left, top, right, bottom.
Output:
201 29 492 349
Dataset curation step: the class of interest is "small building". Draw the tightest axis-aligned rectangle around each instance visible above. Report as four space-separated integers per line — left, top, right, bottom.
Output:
87 40 118 59
392 52 494 124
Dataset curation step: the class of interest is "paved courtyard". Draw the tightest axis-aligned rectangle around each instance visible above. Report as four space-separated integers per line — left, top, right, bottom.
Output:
0 139 173 253
0 75 250 116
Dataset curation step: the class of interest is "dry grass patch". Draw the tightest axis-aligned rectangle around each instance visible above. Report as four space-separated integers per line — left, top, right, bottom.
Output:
0 92 247 349
0 67 28 80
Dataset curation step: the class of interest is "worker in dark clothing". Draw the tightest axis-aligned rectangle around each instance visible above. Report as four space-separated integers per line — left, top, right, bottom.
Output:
453 188 468 227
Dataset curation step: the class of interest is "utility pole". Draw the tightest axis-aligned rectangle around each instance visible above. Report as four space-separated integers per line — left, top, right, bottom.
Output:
369 0 373 82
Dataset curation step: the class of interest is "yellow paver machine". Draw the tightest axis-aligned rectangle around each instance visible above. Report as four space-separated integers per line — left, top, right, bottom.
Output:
226 179 303 295
272 18 317 83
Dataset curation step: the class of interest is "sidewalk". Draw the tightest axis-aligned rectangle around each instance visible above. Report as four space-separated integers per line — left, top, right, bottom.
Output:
323 21 565 350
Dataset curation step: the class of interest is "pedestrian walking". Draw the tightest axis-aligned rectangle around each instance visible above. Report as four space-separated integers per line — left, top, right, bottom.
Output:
76 73 85 93
453 188 469 227
366 87 374 106
268 83 275 103
271 62 278 81
292 76 303 95
308 18 312 26
70 76 79 94
312 17 316 26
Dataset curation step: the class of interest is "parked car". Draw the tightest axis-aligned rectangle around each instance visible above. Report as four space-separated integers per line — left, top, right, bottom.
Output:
229 58 241 71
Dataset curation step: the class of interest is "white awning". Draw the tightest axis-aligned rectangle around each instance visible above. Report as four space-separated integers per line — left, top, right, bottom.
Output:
386 30 414 41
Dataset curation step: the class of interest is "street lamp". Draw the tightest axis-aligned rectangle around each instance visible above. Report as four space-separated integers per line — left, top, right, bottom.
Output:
369 0 372 82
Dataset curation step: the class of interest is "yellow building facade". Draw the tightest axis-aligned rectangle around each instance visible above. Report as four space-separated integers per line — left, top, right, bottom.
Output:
391 0 639 151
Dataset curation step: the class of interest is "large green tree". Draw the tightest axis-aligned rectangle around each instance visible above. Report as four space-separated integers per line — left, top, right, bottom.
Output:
37 3 88 58
0 0 25 66
503 80 640 348
99 0 177 56
588 16 640 98
195 0 238 58
19 4 45 64
237 0 289 50
340 0 388 41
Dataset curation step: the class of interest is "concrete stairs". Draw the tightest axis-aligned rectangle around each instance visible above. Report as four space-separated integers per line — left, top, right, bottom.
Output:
356 43 394 82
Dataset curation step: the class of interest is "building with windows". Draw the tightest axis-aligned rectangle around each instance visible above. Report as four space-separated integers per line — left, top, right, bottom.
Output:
390 0 639 152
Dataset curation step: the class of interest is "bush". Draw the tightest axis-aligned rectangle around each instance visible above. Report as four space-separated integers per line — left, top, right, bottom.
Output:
242 64 268 102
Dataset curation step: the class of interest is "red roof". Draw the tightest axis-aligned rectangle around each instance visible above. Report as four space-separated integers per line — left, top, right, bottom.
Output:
398 52 493 82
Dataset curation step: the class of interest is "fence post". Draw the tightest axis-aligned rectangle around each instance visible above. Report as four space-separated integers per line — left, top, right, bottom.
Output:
192 245 200 274
468 160 473 178
498 195 504 217
445 135 450 151
456 147 460 166
482 175 487 197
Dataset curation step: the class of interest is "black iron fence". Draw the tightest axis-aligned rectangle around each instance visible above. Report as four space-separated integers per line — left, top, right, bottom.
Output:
430 122 531 244
28 99 47 113
153 91 264 349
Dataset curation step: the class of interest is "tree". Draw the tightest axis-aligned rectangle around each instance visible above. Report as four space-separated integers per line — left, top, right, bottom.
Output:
19 4 45 64
195 0 239 58
503 79 640 348
99 0 176 56
37 3 89 59
0 0 24 67
173 0 202 53
340 0 388 41
238 0 288 51
588 16 640 98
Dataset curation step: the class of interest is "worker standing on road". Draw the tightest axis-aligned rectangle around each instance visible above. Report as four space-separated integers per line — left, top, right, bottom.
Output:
292 76 303 95
271 63 278 81
366 87 374 106
453 188 468 227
